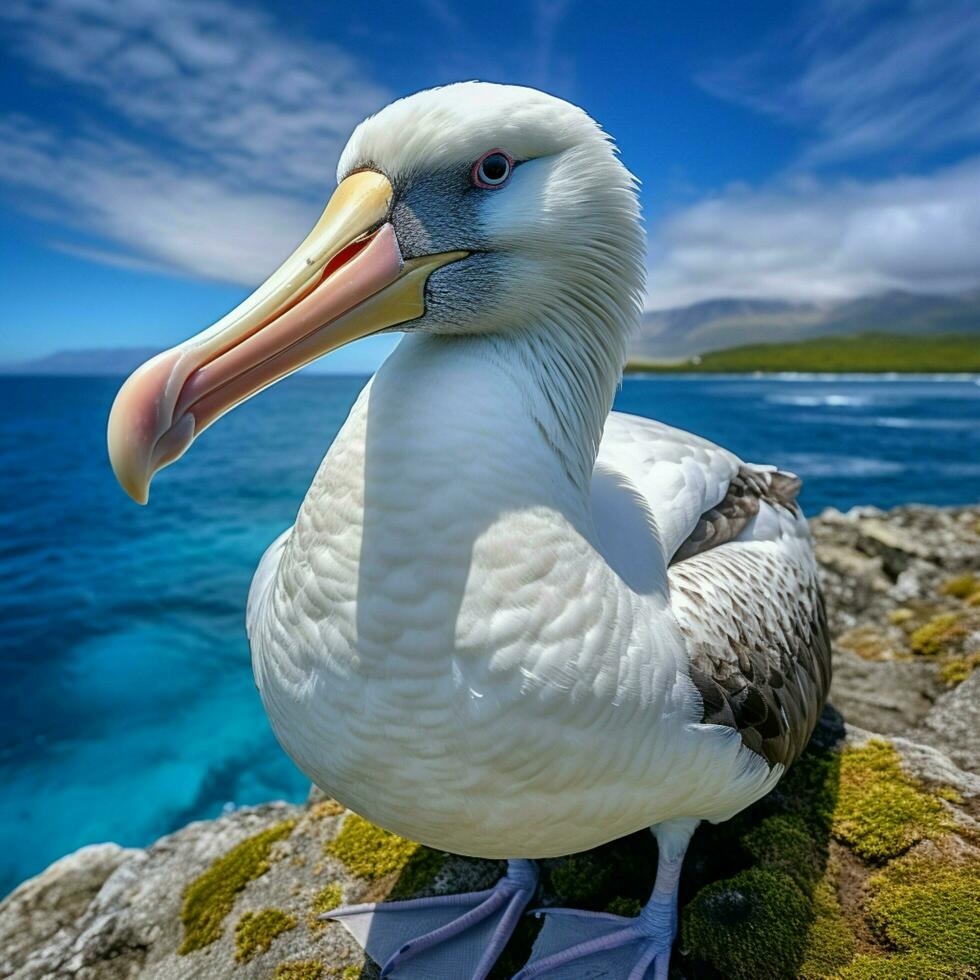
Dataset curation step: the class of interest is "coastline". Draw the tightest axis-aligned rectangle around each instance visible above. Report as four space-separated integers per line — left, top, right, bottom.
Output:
2 503 978 979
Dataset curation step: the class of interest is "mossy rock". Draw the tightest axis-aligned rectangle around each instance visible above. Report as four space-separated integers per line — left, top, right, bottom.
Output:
274 962 325 980
546 851 615 906
741 813 826 885
234 907 297 962
311 881 343 918
832 739 952 861
796 878 856 979
939 651 980 687
939 573 980 600
838 952 971 979
325 813 445 899
865 845 980 971
909 613 967 657
679 735 969 978
178 818 295 954
681 867 813 979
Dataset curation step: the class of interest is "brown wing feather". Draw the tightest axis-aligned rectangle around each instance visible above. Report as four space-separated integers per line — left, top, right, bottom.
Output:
669 468 831 768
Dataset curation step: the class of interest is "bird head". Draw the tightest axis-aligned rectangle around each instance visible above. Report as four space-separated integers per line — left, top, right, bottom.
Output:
108 81 644 504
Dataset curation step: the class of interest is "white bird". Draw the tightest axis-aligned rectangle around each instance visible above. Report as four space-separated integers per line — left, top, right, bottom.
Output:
108 82 830 980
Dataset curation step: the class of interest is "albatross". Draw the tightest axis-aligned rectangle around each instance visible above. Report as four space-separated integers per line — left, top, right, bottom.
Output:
107 82 831 979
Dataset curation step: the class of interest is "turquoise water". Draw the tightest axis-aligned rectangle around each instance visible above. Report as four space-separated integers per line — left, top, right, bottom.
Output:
1 373 978 894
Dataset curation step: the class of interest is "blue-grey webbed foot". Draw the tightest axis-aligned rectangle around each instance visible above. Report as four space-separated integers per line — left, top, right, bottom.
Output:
513 818 696 980
513 895 676 980
325 858 538 980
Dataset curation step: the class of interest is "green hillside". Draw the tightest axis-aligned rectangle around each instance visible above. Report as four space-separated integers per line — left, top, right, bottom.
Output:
627 332 980 374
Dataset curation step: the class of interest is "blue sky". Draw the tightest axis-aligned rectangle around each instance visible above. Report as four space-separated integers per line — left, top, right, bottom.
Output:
2 0 979 369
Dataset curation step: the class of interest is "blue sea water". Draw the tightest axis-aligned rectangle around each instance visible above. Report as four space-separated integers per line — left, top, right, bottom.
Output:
1 372 978 895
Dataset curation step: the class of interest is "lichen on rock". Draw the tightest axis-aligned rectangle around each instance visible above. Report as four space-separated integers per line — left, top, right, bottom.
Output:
325 813 445 898
680 728 974 979
831 739 952 861
234 907 297 962
2 504 979 980
178 818 296 954
308 881 344 930
864 842 980 972
910 612 968 658
940 573 980 601
837 951 971 979
274 961 324 980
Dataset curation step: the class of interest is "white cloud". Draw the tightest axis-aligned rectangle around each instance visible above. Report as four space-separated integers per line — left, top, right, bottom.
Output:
648 0 980 309
698 0 980 165
646 156 980 309
0 0 389 283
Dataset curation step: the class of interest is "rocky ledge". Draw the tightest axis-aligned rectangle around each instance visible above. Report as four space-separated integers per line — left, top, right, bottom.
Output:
2 505 978 980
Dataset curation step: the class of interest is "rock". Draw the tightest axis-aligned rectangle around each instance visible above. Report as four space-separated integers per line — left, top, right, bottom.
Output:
2 504 979 979
830 649 943 734
0 844 137 979
912 670 980 776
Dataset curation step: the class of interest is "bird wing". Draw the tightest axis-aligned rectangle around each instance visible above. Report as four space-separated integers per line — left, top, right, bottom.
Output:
593 411 743 568
593 411 831 768
246 527 291 641
668 496 831 768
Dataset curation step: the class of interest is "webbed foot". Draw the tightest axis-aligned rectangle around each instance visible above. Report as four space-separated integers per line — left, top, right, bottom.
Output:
325 859 538 979
514 897 676 980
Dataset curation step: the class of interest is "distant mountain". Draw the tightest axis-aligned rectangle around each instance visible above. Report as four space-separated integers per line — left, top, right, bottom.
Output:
634 290 980 360
628 332 980 374
5 289 979 373
0 347 160 376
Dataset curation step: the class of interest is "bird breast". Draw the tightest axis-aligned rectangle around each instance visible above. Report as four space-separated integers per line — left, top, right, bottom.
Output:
248 338 761 857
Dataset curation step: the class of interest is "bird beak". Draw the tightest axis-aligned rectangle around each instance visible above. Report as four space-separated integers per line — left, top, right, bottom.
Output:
107 170 467 503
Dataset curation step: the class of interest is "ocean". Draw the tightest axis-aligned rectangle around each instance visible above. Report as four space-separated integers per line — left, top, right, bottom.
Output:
1 372 978 895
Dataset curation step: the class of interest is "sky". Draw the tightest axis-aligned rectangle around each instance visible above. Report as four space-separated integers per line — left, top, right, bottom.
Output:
1 0 979 369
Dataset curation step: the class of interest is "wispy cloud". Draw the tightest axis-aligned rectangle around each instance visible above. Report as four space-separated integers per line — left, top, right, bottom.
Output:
698 0 980 166
647 0 980 309
0 0 389 283
647 156 980 309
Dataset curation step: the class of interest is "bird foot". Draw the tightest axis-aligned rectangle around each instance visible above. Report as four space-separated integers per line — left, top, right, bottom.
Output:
324 859 538 980
513 899 677 980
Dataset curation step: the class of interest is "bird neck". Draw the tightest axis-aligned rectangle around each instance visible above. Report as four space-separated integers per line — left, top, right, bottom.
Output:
495 321 625 494
386 318 626 498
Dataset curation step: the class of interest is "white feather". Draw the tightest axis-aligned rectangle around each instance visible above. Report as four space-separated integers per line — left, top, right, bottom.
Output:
248 82 810 859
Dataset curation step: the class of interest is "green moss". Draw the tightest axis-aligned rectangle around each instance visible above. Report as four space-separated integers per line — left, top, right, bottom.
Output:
275 960 324 980
178 819 295 954
865 847 980 970
832 740 952 861
739 817 854 977
682 868 811 979
339 968 361 980
604 896 642 917
325 814 445 899
548 852 614 906
742 814 825 885
680 738 980 978
234 907 297 962
940 573 980 600
797 878 856 979
309 881 346 929
312 881 343 918
837 952 969 979
909 613 967 657
837 626 899 661
940 651 980 686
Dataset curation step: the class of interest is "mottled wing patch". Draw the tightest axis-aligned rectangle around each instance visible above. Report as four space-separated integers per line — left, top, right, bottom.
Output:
672 465 801 563
668 470 831 768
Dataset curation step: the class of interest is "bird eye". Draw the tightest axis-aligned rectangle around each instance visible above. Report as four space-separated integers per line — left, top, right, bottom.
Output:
472 150 513 189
